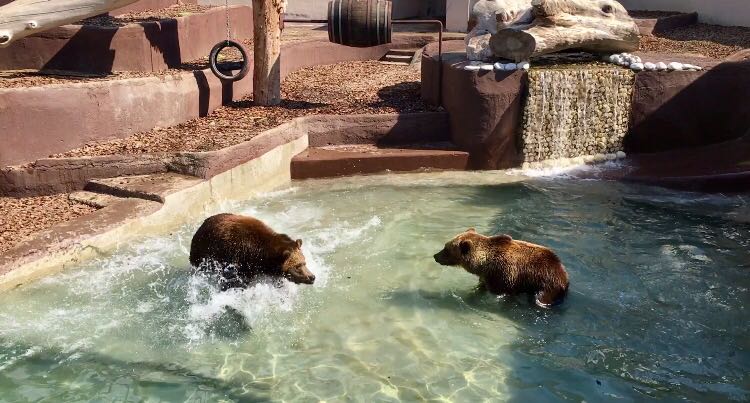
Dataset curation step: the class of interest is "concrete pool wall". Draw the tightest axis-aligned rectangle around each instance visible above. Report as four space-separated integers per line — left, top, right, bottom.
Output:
0 131 308 291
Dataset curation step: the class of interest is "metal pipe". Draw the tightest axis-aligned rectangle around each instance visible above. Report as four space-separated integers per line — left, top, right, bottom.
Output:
393 20 443 106
283 17 445 105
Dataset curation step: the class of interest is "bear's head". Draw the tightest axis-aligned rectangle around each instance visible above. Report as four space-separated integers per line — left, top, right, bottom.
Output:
279 238 315 285
434 229 512 271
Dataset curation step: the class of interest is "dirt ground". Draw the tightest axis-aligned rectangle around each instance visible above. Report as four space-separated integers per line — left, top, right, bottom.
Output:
82 4 215 27
639 23 750 59
0 195 97 254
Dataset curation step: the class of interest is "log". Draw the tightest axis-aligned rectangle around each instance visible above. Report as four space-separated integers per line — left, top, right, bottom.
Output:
488 0 639 62
0 0 139 47
252 0 284 106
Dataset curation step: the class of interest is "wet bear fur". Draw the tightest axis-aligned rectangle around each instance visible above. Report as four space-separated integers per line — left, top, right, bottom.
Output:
434 229 569 307
190 213 315 289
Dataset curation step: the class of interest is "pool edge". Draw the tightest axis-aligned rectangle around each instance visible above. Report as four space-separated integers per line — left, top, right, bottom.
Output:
0 135 309 292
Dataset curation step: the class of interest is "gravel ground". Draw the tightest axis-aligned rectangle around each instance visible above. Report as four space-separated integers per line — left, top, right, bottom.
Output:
82 4 215 27
640 24 750 59
0 195 97 254
53 61 434 157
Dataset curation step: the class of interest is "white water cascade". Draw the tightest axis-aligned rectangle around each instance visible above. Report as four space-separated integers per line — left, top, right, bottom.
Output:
520 68 634 167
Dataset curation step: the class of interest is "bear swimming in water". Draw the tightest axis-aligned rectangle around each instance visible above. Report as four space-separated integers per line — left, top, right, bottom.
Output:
434 229 569 307
190 213 315 289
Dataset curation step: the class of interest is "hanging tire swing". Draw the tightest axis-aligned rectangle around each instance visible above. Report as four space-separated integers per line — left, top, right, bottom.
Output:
209 39 250 82
209 0 250 82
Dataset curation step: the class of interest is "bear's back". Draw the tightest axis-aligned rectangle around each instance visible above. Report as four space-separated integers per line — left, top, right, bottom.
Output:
189 214 279 268
505 240 568 291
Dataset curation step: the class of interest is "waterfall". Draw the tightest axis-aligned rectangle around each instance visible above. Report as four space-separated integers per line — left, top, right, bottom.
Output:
520 68 634 167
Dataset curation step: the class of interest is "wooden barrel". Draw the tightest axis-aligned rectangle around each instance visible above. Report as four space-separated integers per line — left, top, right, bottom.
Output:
328 0 392 48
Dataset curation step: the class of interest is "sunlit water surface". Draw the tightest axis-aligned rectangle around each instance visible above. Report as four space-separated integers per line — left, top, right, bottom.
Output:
0 172 748 402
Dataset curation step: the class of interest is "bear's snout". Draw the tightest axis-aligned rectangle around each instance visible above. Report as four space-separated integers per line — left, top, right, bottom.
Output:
286 264 316 285
434 250 452 266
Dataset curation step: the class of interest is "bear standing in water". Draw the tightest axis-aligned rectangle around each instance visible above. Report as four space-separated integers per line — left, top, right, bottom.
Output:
434 229 569 307
190 214 315 289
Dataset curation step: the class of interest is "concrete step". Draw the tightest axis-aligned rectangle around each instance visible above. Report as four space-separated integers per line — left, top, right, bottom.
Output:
85 173 203 203
381 50 416 65
68 191 124 208
388 48 420 56
291 143 470 180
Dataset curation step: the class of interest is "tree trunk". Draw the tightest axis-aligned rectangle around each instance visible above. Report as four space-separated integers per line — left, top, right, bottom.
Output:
252 0 283 106
490 20 639 62
0 0 138 47
489 1 640 62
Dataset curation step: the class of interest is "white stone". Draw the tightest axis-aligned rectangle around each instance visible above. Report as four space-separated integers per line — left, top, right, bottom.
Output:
656 62 668 71
494 62 505 71
644 62 657 71
593 154 607 162
609 54 620 63
464 64 481 71
630 62 644 71
481 64 494 71
668 62 684 71
504 63 517 70
633 56 642 64
616 151 627 159
519 61 530 70
605 153 617 161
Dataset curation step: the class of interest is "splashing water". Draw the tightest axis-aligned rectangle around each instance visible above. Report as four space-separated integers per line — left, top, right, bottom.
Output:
0 172 747 401
522 68 634 163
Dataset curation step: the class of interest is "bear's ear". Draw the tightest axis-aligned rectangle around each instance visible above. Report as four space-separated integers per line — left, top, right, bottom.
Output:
459 240 472 255
296 239 303 247
491 234 512 244
466 227 476 233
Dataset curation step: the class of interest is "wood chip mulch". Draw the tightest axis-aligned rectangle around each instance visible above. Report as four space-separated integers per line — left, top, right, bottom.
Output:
639 23 750 59
0 195 97 254
82 4 215 27
52 61 436 158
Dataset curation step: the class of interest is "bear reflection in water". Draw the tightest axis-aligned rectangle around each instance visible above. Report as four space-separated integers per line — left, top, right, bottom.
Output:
190 213 315 291
434 228 569 308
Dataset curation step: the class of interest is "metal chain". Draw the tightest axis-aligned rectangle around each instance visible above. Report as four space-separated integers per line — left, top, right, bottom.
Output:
224 0 231 41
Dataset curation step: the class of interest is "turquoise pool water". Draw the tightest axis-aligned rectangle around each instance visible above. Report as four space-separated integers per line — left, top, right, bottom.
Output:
0 172 748 402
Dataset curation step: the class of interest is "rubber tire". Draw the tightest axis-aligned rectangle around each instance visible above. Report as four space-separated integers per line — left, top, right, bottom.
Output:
209 40 250 82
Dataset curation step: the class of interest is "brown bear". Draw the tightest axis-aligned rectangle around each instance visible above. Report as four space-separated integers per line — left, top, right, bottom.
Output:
190 213 315 289
434 229 569 307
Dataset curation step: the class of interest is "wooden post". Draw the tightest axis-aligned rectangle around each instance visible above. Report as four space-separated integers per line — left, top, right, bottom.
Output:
252 0 284 106
0 0 138 47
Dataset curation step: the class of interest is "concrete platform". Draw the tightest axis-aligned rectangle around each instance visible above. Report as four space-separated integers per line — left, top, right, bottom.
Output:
620 135 750 193
0 6 253 73
291 144 470 179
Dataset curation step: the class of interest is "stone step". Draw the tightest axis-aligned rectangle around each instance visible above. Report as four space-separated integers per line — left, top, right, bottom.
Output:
388 48 420 56
381 50 415 64
85 173 203 203
291 143 470 180
68 191 124 208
